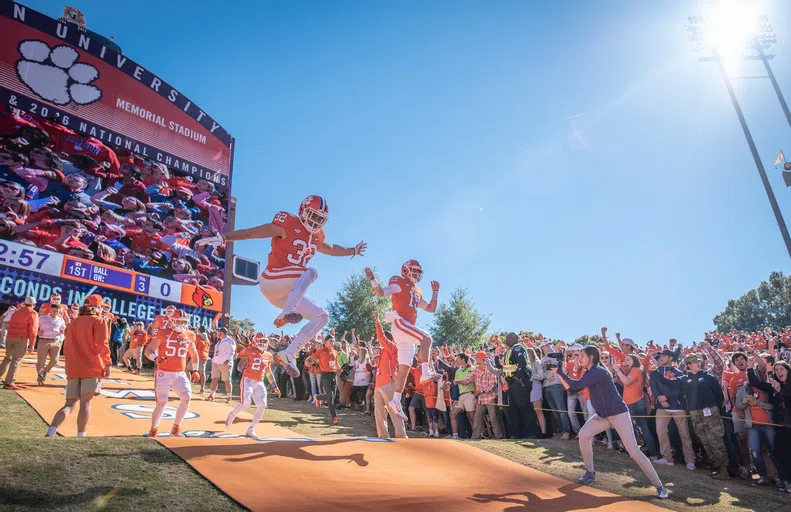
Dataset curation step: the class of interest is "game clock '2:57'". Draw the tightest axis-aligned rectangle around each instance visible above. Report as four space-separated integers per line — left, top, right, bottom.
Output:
0 240 64 276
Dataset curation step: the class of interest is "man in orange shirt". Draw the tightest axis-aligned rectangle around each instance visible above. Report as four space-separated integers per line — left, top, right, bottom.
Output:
728 352 751 477
194 326 211 394
0 297 39 389
123 322 148 374
45 294 111 437
144 310 199 437
316 334 339 425
225 333 279 438
372 311 406 438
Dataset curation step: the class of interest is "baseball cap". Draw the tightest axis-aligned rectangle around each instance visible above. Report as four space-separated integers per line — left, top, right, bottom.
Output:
83 294 103 307
683 354 701 365
24 296 35 306
474 351 487 360
660 349 675 358
540 339 552 347
568 343 583 351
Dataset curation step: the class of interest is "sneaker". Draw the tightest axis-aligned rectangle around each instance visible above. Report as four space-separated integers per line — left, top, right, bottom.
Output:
656 486 669 500
135 370 141 375
653 458 673 466
607 443 614 450
452 433 459 439
226 396 232 404
687 463 696 470
37 373 45 386
273 312 303 328
738 466 751 480
3 383 21 390
711 468 730 480
225 413 235 429
756 477 770 486
246 428 258 438
170 425 183 437
332 416 339 425
385 400 408 421
206 394 215 402
315 399 322 408
148 428 158 438
419 369 442 384
577 471 596 485
274 351 300 378
560 432 570 440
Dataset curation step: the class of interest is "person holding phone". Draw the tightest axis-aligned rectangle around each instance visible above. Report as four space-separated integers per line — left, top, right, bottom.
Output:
552 345 668 500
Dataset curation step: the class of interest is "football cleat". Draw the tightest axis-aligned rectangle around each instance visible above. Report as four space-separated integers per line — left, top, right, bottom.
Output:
148 428 158 438
225 413 235 429
298 195 329 233
274 351 301 378
226 396 232 404
385 400 408 421
246 428 258 438
170 425 183 437
401 260 423 283
419 369 442 384
273 312 303 328
206 394 215 402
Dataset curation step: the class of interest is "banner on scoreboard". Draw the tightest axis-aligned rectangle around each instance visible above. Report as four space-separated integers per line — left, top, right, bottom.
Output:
0 0 232 185
0 265 219 328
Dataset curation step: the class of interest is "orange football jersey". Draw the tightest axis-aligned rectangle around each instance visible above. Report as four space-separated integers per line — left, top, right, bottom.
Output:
389 275 423 325
266 211 326 273
157 331 193 372
151 315 173 340
129 330 148 348
241 347 271 382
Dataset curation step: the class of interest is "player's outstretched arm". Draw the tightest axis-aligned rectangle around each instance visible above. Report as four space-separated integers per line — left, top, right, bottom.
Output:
364 267 385 297
317 240 366 258
144 338 161 362
225 223 286 242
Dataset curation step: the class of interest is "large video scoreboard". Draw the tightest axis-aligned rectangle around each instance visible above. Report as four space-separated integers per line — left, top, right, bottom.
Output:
0 1 232 327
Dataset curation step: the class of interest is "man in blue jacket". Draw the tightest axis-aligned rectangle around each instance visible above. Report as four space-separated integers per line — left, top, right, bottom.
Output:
649 349 696 469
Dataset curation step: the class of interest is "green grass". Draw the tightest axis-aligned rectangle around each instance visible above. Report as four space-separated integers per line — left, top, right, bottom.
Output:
0 391 244 512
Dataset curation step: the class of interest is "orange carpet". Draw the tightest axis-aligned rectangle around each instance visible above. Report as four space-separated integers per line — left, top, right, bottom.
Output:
2 349 666 511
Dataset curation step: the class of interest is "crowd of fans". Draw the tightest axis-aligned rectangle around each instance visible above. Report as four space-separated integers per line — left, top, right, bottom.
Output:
1 292 790 494
0 105 227 289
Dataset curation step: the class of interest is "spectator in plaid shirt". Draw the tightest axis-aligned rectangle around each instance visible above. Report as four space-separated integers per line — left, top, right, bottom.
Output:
469 351 503 439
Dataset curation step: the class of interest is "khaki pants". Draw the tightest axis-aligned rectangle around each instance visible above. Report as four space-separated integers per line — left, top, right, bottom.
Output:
374 382 407 439
0 337 27 385
36 338 61 378
473 401 503 439
656 409 696 464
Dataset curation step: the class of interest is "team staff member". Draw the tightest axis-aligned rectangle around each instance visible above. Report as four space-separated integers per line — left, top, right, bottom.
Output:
36 304 67 385
372 311 406 438
45 294 111 438
207 328 235 403
39 292 71 325
0 297 39 389
195 327 211 394
498 332 539 439
123 322 148 374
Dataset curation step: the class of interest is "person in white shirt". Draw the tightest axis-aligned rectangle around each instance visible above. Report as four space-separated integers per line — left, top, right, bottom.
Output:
0 305 16 349
207 328 236 403
36 305 67 384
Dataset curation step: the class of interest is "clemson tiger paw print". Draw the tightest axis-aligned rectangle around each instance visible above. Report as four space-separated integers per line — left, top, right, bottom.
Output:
15 40 102 106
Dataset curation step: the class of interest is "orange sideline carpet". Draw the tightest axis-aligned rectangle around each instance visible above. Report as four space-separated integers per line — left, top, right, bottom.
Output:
2 349 667 511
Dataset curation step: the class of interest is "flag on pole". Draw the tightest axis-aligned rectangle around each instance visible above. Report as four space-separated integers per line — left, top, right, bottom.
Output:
775 151 785 166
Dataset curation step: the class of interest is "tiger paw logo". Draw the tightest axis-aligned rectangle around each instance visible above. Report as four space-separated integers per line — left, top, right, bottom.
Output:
192 286 214 308
15 40 102 106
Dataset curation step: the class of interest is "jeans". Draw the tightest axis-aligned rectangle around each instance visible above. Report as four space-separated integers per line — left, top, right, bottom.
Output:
544 385 570 434
747 425 776 477
628 400 658 457
567 393 585 433
309 373 321 399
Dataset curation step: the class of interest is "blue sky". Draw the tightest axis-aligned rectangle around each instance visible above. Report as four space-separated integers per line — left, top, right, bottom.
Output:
21 0 791 344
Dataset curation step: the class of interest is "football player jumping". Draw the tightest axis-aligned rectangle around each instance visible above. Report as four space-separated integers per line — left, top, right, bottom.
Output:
224 195 366 378
365 260 441 421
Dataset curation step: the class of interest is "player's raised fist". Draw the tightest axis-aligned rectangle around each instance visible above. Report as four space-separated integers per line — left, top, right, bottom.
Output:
364 267 375 280
601 327 607 335
431 281 440 292
354 241 367 257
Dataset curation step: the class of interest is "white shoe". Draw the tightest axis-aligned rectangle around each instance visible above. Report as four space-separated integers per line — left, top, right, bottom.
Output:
419 369 442 384
225 413 235 429
274 350 300 378
385 400 408 421
653 458 674 466
246 428 258 438
686 463 696 470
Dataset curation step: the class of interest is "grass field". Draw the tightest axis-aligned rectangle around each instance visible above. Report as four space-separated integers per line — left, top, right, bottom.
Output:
1 383 788 512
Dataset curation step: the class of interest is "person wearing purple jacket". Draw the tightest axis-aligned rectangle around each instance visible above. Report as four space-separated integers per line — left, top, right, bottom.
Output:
553 345 669 500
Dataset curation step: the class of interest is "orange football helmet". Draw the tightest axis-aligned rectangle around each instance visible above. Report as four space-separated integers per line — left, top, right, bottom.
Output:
298 195 329 233
252 332 268 350
164 305 177 317
401 259 423 283
50 293 61 305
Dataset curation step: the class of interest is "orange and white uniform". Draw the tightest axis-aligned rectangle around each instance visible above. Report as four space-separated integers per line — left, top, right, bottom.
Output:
382 275 430 365
151 315 173 341
228 346 273 424
153 331 194 401
259 211 326 307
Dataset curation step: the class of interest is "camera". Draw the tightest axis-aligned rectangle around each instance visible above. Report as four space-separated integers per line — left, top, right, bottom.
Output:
545 352 564 369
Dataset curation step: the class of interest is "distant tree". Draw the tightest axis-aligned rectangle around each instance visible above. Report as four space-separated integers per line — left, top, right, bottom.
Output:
327 270 391 341
574 334 603 346
430 287 491 347
226 315 255 333
713 271 791 332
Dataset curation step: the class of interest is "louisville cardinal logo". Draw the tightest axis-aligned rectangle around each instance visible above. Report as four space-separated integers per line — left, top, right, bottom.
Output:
192 286 214 308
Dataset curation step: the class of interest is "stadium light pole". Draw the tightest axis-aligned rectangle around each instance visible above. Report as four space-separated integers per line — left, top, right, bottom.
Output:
687 7 791 260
